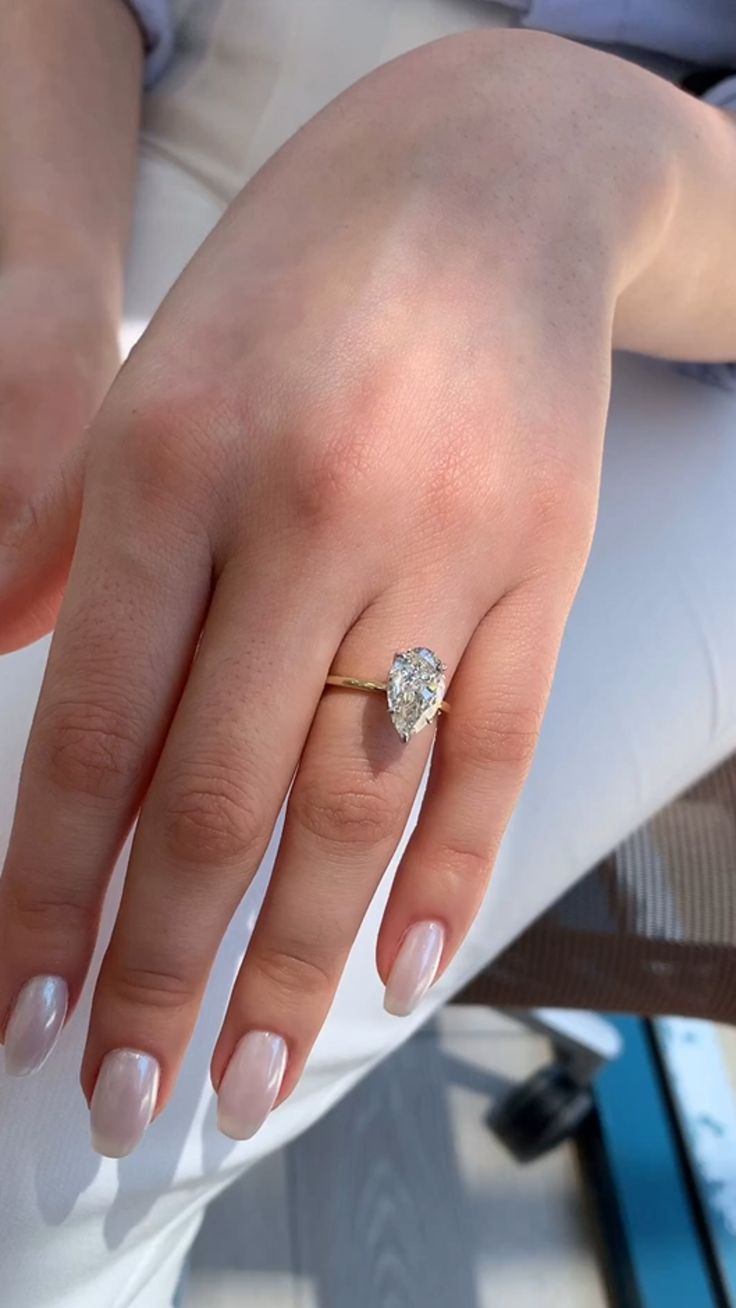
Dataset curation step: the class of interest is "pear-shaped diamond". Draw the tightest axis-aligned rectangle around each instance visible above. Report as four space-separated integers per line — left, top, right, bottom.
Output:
387 648 446 742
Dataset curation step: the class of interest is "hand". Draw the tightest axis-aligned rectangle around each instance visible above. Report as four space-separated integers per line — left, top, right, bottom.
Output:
0 0 142 650
0 31 683 1152
0 261 119 651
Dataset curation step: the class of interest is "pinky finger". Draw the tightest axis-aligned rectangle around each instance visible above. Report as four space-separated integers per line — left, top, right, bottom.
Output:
377 584 567 1015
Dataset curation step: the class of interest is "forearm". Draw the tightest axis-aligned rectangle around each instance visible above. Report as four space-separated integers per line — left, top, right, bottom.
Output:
0 0 143 322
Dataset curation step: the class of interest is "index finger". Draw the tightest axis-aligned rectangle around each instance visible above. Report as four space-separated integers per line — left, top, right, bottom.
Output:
0 416 212 1073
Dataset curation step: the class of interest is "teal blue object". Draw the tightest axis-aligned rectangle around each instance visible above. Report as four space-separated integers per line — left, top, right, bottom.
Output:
592 1016 717 1307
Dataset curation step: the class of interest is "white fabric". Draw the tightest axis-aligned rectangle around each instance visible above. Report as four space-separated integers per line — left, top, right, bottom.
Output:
126 0 736 85
2 3 736 1304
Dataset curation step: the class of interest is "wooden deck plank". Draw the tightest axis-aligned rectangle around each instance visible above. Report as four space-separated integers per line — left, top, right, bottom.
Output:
185 1009 607 1307
184 1150 299 1308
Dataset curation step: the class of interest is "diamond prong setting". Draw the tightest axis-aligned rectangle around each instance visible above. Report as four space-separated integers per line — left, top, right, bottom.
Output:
386 647 447 742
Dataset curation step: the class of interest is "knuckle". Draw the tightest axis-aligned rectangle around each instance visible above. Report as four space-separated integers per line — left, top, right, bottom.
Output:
290 423 385 535
291 769 406 850
432 839 491 891
452 702 544 772
524 462 596 556
526 468 571 528
34 700 143 803
160 770 266 869
423 441 488 538
7 879 96 944
113 392 228 519
120 407 189 497
108 963 195 1013
251 943 334 1003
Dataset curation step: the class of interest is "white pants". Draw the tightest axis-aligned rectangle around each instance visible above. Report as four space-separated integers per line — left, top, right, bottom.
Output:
2 3 736 1305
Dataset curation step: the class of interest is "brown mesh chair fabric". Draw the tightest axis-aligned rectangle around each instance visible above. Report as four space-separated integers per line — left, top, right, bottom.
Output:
459 756 736 1022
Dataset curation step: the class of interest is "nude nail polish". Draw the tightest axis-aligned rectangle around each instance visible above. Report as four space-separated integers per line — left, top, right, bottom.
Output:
217 1031 287 1140
90 1049 160 1158
384 921 445 1017
3 975 68 1076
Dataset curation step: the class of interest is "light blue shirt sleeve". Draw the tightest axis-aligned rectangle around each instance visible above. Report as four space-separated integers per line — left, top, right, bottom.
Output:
123 0 174 86
522 0 736 65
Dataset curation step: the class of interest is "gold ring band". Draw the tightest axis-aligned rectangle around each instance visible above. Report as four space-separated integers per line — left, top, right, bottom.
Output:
324 675 451 714
324 647 450 743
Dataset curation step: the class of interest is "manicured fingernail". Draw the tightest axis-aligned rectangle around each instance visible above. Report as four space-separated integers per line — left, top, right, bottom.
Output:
3 975 68 1076
217 1031 287 1140
90 1049 160 1158
384 920 445 1017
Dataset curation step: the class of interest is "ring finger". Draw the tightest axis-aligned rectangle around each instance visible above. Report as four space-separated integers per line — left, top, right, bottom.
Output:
211 588 477 1139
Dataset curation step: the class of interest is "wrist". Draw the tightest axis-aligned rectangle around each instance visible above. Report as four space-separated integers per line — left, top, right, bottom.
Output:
378 32 680 330
0 258 121 389
610 75 736 357
1 218 126 324
0 0 142 327
428 29 736 361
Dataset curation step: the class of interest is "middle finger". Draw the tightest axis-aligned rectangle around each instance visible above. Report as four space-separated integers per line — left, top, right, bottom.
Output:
82 553 351 1155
